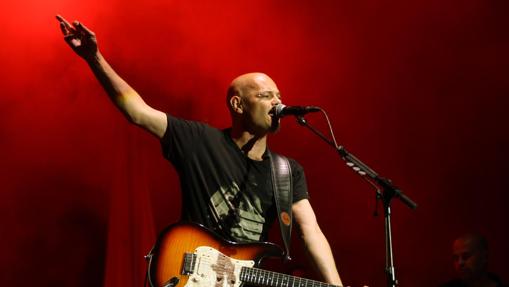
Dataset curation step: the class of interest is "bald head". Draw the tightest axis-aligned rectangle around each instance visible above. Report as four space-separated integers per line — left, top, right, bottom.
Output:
452 233 489 280
454 234 488 254
226 73 278 113
225 72 282 135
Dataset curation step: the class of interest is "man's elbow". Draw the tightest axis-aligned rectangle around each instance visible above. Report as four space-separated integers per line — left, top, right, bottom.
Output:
127 111 144 125
297 220 323 240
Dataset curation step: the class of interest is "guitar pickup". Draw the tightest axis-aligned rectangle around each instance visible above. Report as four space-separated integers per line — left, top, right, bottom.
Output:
182 252 197 275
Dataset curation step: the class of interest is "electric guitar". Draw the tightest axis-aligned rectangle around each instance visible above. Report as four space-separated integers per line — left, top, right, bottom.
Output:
146 222 341 287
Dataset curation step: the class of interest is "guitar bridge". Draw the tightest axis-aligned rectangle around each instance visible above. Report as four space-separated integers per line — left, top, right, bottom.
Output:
182 252 197 275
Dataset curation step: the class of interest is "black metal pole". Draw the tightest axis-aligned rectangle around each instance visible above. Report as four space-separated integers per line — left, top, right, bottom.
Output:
384 201 397 287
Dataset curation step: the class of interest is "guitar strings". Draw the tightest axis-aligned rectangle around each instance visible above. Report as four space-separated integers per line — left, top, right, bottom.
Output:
190 259 332 287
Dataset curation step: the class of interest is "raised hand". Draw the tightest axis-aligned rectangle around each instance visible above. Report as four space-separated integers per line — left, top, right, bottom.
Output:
56 15 98 60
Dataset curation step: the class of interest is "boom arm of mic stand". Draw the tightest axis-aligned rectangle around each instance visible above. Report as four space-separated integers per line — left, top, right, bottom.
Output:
339 148 417 209
296 116 417 210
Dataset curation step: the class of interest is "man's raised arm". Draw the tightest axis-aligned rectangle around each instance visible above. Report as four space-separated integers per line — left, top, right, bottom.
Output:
56 15 167 138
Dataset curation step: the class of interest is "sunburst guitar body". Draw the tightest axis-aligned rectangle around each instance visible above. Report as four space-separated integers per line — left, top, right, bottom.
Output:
146 222 339 287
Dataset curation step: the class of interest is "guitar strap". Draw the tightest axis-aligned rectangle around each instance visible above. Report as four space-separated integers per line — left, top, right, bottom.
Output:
268 151 293 261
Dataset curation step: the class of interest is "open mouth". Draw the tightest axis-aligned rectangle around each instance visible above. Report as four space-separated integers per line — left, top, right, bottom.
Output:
268 106 277 117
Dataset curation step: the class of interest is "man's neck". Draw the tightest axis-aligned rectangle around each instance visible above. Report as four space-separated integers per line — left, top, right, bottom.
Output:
229 128 268 161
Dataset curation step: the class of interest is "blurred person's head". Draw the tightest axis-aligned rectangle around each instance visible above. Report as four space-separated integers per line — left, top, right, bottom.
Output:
452 233 489 281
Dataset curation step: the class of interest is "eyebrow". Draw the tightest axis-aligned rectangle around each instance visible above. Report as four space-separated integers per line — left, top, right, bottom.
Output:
258 91 281 98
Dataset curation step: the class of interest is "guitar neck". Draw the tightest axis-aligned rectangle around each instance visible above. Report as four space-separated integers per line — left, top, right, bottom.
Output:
240 266 339 287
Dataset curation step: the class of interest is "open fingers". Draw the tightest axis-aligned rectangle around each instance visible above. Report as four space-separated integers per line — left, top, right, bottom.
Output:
59 22 71 35
56 15 76 36
56 15 73 29
76 22 95 37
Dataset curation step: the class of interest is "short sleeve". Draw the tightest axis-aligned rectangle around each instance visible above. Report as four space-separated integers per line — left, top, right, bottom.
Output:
289 159 309 203
160 114 206 167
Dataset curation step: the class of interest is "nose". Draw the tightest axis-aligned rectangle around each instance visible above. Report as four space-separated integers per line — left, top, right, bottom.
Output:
457 257 465 267
271 96 282 106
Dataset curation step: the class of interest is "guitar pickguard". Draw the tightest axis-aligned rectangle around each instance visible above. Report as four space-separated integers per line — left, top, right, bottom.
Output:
185 246 255 287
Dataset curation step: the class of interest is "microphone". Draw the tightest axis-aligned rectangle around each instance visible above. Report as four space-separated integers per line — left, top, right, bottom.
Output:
271 104 321 118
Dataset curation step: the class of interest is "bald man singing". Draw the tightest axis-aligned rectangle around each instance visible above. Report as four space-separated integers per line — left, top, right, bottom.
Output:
56 15 343 286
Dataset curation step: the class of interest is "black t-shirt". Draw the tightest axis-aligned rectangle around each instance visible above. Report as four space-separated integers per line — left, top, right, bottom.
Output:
161 115 308 243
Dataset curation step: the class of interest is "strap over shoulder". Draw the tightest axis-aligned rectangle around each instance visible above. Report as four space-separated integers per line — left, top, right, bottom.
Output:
268 151 293 261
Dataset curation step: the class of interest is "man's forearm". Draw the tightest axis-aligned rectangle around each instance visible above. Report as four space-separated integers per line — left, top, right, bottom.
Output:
86 52 147 124
302 228 343 286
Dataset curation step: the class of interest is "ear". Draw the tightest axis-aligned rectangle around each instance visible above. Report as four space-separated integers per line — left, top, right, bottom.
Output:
230 96 243 114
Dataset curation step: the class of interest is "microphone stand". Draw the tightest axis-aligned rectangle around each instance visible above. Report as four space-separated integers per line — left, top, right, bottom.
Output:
294 115 417 287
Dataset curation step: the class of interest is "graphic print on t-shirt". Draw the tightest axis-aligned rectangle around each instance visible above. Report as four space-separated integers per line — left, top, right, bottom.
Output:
209 181 265 242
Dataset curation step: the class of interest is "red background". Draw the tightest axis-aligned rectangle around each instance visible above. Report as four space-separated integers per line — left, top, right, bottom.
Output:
1 0 508 286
